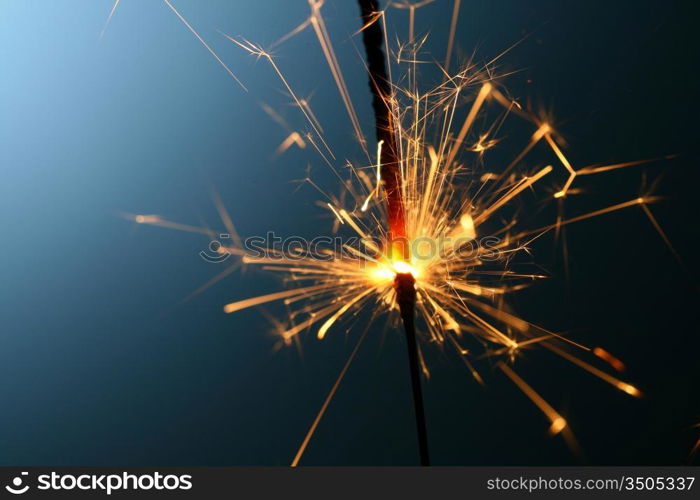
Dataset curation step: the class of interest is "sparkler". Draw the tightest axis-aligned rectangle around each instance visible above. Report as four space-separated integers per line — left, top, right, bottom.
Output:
117 0 682 465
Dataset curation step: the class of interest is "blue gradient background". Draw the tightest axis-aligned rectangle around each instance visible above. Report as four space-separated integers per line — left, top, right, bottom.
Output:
0 0 697 465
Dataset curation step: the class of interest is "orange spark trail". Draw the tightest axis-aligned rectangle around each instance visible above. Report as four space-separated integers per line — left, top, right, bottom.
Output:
445 82 492 169
276 132 307 155
474 165 552 226
499 362 568 436
577 157 671 175
487 123 550 197
223 283 338 314
544 133 576 199
317 289 374 339
593 347 626 373
546 344 642 397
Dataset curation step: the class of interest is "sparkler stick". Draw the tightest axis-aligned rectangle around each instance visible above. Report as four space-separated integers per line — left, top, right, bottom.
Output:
358 0 430 466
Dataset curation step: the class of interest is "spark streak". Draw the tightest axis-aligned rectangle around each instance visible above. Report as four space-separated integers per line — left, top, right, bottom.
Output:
162 0 247 91
291 327 369 466
308 0 367 153
444 0 461 71
225 35 335 159
99 0 121 40
499 362 567 436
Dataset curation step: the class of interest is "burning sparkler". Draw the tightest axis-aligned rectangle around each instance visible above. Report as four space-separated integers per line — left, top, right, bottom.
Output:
115 0 681 465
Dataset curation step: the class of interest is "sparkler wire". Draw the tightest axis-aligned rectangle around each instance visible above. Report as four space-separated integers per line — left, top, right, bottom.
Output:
358 0 430 466
357 0 406 253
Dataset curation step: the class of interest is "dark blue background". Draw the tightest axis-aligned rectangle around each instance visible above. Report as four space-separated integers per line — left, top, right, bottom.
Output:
1 0 697 465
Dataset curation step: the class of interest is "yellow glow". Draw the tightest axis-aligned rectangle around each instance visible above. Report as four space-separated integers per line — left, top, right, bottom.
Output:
393 260 414 275
592 347 626 372
371 266 394 282
618 383 643 398
548 417 567 436
370 259 421 283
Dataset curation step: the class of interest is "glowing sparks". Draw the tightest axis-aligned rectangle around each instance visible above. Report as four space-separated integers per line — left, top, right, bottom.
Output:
593 347 626 373
276 132 307 155
130 0 680 465
361 140 384 211
546 133 576 199
499 362 568 436
547 344 643 398
473 165 553 226
223 284 334 314
444 81 492 169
